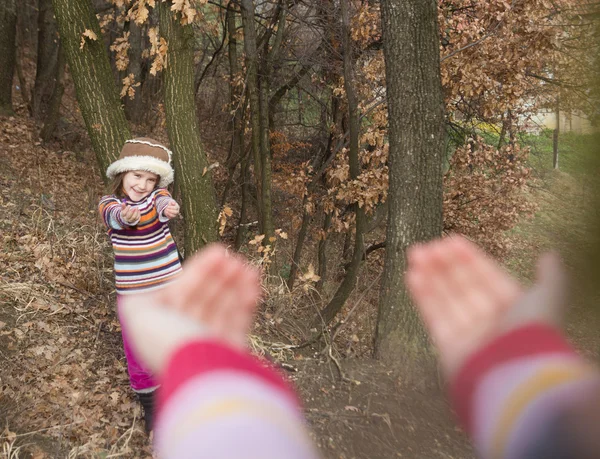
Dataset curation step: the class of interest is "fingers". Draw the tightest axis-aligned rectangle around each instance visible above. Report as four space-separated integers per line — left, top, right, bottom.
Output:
154 244 261 347
120 204 139 223
406 235 525 375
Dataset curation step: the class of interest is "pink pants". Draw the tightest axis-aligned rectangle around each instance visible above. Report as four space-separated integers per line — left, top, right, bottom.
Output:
117 296 159 392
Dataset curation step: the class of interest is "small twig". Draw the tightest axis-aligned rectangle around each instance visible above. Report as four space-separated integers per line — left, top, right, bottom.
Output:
326 343 349 382
93 321 103 348
106 411 137 458
2 422 80 438
56 281 98 299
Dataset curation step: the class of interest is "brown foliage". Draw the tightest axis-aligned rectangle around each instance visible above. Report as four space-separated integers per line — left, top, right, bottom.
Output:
443 138 536 254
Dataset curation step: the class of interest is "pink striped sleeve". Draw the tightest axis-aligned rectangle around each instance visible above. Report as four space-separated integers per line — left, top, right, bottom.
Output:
155 340 318 459
451 323 600 459
154 189 173 222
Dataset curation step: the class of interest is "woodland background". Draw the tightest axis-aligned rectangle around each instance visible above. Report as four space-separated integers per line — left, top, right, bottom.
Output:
1 0 600 457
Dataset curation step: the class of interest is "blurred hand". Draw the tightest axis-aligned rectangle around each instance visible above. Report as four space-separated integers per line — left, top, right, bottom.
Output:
121 203 141 225
164 199 180 219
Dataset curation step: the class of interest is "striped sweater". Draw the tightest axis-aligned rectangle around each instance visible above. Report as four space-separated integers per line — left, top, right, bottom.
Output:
156 341 318 459
452 323 600 459
99 189 182 295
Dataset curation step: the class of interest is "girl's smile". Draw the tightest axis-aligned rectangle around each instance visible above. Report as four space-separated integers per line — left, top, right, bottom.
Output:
122 170 158 201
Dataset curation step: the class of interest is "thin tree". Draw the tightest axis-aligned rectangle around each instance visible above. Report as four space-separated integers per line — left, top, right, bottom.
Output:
240 0 275 241
553 95 560 169
375 0 445 367
33 0 60 120
316 0 366 326
159 0 219 255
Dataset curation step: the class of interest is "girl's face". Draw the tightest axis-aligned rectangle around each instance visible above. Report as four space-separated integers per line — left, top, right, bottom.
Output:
122 170 158 201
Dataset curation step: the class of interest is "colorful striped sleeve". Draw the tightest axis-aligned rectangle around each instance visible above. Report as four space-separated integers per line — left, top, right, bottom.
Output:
154 189 173 223
99 195 138 229
451 323 600 459
155 340 319 459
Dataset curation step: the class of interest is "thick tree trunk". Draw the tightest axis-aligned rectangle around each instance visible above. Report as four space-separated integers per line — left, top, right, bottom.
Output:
33 0 60 120
375 0 445 367
159 1 218 256
316 0 366 326
0 0 17 115
553 96 560 170
52 0 130 175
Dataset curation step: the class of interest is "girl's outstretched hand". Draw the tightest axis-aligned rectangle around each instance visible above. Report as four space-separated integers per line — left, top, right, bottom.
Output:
119 245 262 375
163 199 180 219
120 203 140 225
405 235 567 379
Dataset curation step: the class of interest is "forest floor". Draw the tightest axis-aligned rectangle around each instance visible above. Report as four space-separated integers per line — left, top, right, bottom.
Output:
1 107 599 459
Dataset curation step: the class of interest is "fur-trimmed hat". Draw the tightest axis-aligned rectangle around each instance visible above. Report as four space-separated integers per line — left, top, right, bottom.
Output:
106 138 174 187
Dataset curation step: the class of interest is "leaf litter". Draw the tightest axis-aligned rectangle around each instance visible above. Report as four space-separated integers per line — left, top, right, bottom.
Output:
0 114 153 457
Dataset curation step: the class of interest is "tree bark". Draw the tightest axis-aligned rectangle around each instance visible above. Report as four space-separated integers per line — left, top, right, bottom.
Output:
553 96 560 170
52 0 130 175
159 0 218 256
40 44 66 142
240 0 278 241
316 0 366 326
124 19 144 123
33 0 60 120
240 0 264 233
316 209 332 292
0 0 17 116
375 0 445 367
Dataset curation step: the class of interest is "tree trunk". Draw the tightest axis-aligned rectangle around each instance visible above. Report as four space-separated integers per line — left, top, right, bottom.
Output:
52 0 130 175
159 0 218 256
316 209 332 292
375 0 445 367
221 6 246 203
240 0 264 234
33 0 60 120
124 19 144 123
287 197 311 290
40 44 65 142
0 0 17 115
234 155 251 250
316 0 366 326
553 96 560 170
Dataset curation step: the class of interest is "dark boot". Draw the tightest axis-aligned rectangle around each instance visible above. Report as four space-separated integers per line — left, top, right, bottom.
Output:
137 390 156 432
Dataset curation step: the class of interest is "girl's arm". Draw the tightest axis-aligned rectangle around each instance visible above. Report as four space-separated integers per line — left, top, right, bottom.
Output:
98 196 139 229
155 340 317 459
451 323 600 459
154 189 179 222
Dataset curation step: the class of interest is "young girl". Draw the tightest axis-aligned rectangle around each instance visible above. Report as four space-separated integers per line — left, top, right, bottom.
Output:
99 137 182 431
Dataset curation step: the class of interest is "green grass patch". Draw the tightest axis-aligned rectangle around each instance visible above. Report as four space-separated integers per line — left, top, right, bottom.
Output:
503 131 600 354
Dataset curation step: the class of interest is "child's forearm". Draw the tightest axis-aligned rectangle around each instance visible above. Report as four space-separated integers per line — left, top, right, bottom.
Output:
155 340 318 459
451 323 600 459
155 195 172 222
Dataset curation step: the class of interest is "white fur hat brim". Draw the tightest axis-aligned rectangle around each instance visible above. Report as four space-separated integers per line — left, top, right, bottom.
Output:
106 155 174 187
